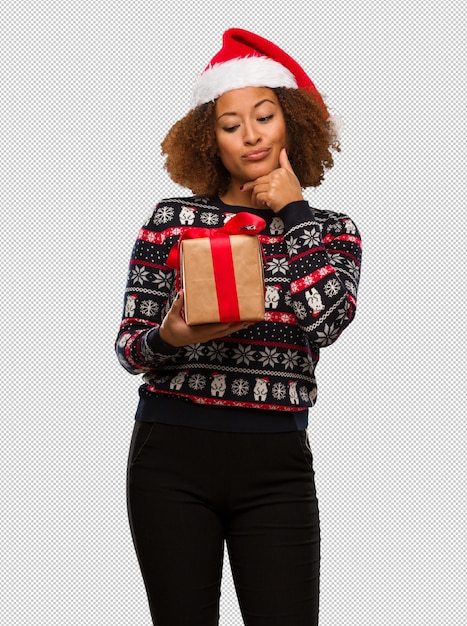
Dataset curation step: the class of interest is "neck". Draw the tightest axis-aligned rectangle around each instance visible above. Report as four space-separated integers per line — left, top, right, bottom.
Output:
220 187 265 210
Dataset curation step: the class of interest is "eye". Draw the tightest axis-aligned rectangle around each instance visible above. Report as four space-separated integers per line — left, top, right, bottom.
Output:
223 125 239 133
258 114 274 123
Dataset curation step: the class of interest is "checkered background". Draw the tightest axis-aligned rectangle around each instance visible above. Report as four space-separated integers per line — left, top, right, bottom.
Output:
1 0 465 624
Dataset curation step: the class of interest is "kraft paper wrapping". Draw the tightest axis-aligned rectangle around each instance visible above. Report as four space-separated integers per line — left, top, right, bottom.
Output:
180 234 265 325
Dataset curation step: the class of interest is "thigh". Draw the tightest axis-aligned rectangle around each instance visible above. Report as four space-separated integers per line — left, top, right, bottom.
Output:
127 422 225 626
226 431 320 626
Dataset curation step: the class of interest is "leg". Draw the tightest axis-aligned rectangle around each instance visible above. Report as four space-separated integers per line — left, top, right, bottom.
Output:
127 422 225 626
225 430 320 626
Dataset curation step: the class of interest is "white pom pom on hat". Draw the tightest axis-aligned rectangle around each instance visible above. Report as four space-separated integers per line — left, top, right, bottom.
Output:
190 28 326 111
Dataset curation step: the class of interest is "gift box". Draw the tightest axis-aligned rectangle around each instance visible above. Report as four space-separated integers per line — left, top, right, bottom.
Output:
167 213 266 326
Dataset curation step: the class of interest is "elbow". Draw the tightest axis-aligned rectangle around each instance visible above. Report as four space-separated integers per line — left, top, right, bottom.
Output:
115 349 144 375
311 300 357 348
115 334 146 375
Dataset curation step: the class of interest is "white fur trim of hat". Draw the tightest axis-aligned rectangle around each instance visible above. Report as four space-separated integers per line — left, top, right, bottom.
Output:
190 56 298 108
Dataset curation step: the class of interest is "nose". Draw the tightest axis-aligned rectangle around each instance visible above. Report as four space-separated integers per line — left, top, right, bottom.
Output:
243 122 261 146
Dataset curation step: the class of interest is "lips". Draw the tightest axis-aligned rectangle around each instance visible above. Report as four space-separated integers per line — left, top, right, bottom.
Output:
242 148 271 161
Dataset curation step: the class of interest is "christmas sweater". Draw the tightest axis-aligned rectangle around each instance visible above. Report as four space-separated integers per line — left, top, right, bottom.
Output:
115 196 362 424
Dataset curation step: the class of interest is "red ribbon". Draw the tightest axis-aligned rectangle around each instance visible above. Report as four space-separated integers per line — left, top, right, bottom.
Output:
166 212 266 322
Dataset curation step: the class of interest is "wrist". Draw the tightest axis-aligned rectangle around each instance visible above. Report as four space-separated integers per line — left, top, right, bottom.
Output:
274 195 304 213
147 327 180 355
158 324 176 348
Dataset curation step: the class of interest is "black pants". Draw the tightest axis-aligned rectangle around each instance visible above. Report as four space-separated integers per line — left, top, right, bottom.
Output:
127 422 320 626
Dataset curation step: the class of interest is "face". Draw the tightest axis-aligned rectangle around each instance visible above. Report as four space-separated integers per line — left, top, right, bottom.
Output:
215 86 288 188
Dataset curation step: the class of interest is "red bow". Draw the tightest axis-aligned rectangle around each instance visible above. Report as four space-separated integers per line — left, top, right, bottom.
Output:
166 212 266 270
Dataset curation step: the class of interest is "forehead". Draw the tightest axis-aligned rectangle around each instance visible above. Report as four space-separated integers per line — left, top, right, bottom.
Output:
215 86 279 114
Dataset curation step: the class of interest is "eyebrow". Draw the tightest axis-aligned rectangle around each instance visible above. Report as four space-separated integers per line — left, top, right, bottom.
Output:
216 99 276 121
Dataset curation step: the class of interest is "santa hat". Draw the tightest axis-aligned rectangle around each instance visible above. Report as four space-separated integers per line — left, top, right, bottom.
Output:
190 28 326 110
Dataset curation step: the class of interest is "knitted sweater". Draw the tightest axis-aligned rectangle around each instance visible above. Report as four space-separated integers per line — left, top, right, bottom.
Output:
115 196 362 430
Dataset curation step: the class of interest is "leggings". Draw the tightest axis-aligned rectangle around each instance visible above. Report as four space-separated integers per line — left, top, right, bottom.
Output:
127 421 320 626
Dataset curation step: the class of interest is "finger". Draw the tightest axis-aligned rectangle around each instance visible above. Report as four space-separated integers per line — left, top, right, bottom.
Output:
241 175 270 193
241 180 255 192
279 147 293 172
204 320 249 336
214 322 250 337
170 289 184 314
250 184 270 207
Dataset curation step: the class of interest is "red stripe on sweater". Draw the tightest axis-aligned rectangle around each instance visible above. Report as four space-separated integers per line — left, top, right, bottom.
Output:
290 265 335 294
263 311 298 325
331 248 362 265
289 246 325 263
258 234 284 245
145 387 307 412
322 233 362 246
120 317 159 328
137 226 184 244
129 259 168 270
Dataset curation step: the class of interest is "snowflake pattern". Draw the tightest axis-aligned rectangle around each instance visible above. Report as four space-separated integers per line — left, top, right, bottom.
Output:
314 323 340 346
345 280 357 296
335 305 348 322
231 379 249 396
272 382 287 400
151 270 173 291
292 300 307 320
153 206 174 225
183 343 204 361
324 278 341 297
267 258 288 275
231 344 255 365
301 357 314 374
329 221 342 232
205 342 229 362
329 253 344 267
299 386 310 401
301 227 321 247
258 346 280 367
346 259 360 279
282 348 301 370
131 265 150 285
200 212 219 226
140 300 159 317
189 374 207 390
286 236 301 256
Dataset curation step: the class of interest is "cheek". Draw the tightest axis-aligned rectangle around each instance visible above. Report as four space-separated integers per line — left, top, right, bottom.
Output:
215 133 226 156
216 138 235 165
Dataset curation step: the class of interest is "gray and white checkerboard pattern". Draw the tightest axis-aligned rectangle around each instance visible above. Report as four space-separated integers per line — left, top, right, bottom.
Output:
1 1 466 624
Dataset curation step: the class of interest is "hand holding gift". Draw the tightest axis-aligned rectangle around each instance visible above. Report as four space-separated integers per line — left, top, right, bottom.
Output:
159 290 251 348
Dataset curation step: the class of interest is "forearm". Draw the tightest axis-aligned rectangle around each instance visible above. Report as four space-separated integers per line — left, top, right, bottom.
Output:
281 200 362 346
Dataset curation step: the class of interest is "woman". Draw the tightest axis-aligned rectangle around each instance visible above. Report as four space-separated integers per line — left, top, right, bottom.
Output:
116 28 362 626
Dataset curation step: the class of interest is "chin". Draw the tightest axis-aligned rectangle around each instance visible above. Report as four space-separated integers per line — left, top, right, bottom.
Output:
247 161 278 178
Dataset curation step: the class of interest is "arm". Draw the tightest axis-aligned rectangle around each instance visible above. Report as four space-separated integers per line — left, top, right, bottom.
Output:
281 201 362 347
115 205 252 374
114 207 181 375
242 148 362 347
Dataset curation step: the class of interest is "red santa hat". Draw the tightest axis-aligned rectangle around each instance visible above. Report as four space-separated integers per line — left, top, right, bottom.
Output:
190 28 326 110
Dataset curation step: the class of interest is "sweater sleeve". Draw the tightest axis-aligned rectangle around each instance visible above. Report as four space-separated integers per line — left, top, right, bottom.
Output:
115 207 181 375
280 200 362 347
